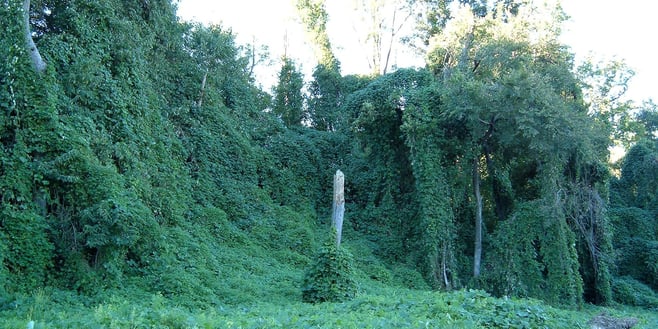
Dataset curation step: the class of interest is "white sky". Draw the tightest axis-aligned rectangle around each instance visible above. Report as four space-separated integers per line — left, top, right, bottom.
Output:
559 0 658 103
175 0 657 103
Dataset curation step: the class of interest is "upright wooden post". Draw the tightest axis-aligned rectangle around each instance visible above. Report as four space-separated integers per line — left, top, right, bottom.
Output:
332 170 345 247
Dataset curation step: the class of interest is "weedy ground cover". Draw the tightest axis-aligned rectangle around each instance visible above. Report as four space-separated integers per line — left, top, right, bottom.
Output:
2 286 657 328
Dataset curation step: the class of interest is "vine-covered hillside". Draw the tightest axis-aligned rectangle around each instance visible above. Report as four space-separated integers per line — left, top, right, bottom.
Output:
1 0 657 327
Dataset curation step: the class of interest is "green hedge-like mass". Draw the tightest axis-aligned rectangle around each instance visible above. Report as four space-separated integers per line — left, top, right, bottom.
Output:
302 241 357 303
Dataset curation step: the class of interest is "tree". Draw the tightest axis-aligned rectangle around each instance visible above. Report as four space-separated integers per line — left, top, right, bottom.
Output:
1 0 61 292
635 100 658 141
185 24 259 110
614 140 658 211
306 64 343 131
403 104 460 289
272 57 305 126
296 0 339 69
350 0 414 75
577 57 636 148
320 64 461 290
413 2 610 303
296 0 346 130
406 0 452 49
406 0 525 53
609 139 658 297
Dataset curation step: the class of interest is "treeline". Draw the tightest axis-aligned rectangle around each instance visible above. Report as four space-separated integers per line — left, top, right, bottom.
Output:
0 0 656 309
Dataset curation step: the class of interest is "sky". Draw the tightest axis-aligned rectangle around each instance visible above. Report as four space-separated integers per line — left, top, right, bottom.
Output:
175 0 658 103
559 0 658 103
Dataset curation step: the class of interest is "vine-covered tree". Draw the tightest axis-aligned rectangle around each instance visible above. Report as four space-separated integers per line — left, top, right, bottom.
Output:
273 58 305 126
400 2 612 304
610 136 658 293
296 0 339 69
296 0 348 131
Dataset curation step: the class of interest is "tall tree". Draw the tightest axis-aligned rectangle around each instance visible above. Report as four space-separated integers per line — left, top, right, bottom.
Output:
413 2 610 303
296 0 345 130
0 1 56 291
350 0 414 75
402 77 460 289
577 57 636 149
407 0 452 49
609 138 658 295
273 57 305 126
636 101 658 140
348 69 432 265
406 0 525 53
306 64 344 131
296 0 339 69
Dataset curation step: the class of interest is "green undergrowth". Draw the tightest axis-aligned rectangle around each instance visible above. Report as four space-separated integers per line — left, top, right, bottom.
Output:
2 286 658 328
2 219 656 328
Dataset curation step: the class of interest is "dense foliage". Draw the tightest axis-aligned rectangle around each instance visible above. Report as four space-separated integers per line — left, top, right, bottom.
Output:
1 0 657 326
302 240 357 303
4 287 658 328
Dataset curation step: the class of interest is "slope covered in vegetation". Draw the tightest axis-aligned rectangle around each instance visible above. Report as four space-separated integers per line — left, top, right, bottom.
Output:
1 0 657 327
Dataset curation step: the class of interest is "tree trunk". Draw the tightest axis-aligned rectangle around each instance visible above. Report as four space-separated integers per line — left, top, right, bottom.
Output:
23 0 46 73
473 157 483 278
442 241 451 289
484 146 508 221
332 170 345 247
196 70 208 107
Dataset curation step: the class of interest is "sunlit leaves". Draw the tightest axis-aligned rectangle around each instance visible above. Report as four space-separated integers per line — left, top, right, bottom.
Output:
577 57 637 148
296 0 338 69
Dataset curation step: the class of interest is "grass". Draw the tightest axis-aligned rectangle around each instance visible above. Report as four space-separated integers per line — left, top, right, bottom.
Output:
2 285 658 328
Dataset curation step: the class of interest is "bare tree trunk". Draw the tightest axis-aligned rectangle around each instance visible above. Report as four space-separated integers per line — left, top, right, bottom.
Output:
196 70 208 107
382 6 411 75
442 241 451 289
332 170 345 247
23 0 46 73
473 157 483 278
382 8 395 75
